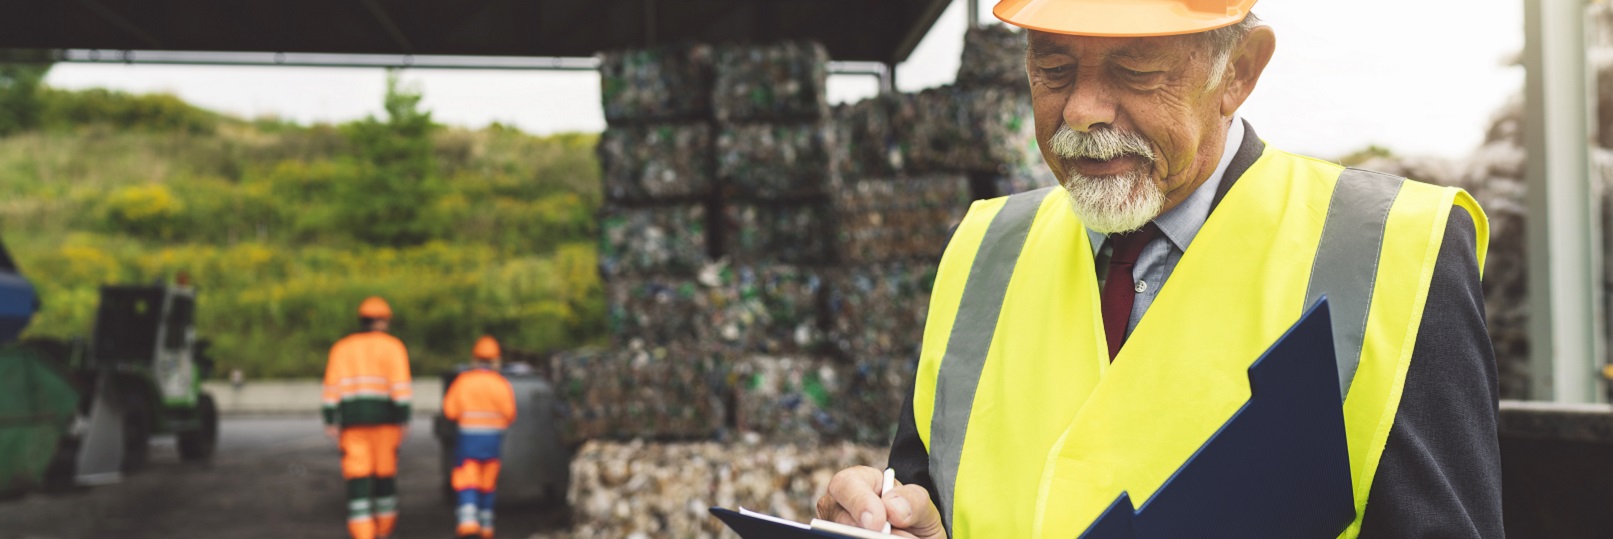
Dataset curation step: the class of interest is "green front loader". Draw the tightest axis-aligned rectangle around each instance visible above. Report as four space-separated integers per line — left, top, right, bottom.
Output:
68 284 220 480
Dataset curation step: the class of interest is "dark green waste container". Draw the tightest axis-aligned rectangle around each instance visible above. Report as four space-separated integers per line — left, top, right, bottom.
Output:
0 344 78 496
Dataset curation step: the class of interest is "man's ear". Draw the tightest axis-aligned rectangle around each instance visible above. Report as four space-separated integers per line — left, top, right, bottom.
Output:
1221 25 1276 116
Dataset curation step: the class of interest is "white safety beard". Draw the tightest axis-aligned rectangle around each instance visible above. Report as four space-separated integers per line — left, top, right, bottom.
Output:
1047 124 1165 234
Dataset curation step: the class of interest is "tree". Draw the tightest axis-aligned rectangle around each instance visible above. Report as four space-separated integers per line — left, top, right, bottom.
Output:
337 70 447 246
0 55 51 136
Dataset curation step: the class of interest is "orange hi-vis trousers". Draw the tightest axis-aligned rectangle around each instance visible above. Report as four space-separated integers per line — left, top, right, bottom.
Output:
451 430 504 538
340 424 403 539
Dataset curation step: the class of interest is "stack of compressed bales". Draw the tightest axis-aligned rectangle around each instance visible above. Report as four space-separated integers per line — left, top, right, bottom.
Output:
596 42 717 298
597 44 715 205
731 356 842 445
597 205 708 280
591 45 729 441
957 24 1030 89
714 42 838 265
910 24 1058 196
717 265 826 355
599 45 713 125
597 125 714 202
727 354 914 445
709 42 836 358
892 86 1039 175
723 203 833 266
832 175 972 265
960 24 1060 197
553 344 729 444
790 25 1053 447
582 261 831 441
567 439 888 539
824 262 938 360
831 95 904 179
609 263 827 355
710 42 855 445
580 30 1065 447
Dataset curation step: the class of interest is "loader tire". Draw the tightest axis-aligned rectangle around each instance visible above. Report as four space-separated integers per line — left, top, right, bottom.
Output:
178 393 218 462
121 410 150 473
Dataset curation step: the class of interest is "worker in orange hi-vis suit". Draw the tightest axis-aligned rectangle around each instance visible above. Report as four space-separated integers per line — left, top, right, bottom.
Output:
443 336 517 539
322 296 413 539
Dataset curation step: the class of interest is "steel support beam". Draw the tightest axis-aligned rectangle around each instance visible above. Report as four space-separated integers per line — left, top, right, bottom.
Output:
968 0 980 28
48 49 904 78
54 49 602 70
1524 0 1604 403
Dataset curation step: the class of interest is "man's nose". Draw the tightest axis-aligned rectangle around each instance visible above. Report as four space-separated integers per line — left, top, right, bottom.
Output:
1062 78 1117 132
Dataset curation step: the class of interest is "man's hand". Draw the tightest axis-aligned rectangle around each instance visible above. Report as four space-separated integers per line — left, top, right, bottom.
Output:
816 466 947 539
324 425 339 442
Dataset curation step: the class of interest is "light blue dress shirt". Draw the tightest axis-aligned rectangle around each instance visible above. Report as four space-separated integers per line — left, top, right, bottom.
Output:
1088 117 1244 337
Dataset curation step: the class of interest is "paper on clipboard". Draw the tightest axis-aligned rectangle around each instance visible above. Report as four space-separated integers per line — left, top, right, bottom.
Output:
710 507 902 539
739 507 810 529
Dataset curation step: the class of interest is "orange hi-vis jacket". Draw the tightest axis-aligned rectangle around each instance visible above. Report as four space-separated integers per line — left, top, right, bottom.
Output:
323 331 413 427
443 368 516 434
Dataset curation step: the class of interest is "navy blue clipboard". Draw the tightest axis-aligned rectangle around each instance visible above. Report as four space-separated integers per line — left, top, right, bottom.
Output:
1079 297 1355 538
710 508 868 539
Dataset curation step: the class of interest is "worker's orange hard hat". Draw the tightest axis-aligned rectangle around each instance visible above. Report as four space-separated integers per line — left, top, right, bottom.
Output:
473 335 501 360
358 296 393 320
994 0 1258 37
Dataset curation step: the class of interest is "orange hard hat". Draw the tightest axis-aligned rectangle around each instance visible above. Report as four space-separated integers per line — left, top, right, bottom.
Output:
994 0 1258 37
358 296 393 320
473 335 501 360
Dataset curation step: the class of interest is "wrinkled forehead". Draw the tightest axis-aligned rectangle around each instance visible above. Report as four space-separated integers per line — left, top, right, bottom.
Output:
1026 29 1198 61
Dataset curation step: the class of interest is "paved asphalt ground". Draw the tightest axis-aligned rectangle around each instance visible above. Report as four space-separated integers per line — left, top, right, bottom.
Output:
0 416 570 539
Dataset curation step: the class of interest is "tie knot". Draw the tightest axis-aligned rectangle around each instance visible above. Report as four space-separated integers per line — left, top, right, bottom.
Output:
1107 223 1160 265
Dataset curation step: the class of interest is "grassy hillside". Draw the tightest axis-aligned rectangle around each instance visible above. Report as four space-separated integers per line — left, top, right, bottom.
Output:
0 69 606 378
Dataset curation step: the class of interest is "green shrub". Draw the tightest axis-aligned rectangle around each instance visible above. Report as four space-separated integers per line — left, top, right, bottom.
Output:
0 62 50 136
1 75 606 378
39 87 220 134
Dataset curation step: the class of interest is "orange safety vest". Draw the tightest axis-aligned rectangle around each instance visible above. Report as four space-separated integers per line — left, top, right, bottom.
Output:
443 368 516 433
322 331 413 426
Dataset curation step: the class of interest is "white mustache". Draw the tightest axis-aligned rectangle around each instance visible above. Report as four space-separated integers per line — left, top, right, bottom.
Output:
1048 125 1156 164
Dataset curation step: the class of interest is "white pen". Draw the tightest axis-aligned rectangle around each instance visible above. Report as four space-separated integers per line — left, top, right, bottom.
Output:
881 467 895 534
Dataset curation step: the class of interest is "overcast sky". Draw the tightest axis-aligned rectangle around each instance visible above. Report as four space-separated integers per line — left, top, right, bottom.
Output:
43 0 1525 160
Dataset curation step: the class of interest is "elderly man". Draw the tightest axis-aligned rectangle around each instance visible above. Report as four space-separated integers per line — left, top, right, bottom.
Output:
816 1 1502 537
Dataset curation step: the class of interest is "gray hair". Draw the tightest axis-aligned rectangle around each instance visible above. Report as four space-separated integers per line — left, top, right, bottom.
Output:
1203 13 1263 55
1200 12 1262 88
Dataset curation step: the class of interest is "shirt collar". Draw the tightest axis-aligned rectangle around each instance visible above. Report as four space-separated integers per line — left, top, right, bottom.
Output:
1087 116 1244 255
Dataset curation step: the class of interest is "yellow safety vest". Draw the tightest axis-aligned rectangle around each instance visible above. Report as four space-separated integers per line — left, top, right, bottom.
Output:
911 146 1488 538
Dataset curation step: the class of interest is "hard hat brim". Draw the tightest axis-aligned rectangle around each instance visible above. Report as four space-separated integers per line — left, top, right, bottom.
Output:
994 0 1256 38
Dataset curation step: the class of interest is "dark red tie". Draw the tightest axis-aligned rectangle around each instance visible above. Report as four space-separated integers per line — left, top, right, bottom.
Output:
1101 223 1160 361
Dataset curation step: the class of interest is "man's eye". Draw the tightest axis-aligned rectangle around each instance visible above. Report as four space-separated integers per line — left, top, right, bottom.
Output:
1041 65 1072 77
1118 67 1162 82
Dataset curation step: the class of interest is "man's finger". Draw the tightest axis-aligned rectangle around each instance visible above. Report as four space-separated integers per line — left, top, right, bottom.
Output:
823 466 888 530
883 484 945 539
815 494 856 526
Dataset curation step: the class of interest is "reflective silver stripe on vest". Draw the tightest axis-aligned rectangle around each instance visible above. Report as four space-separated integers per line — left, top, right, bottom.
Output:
929 187 1053 534
1304 168 1404 399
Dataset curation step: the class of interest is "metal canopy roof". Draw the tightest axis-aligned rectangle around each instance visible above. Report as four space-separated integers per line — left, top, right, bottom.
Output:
0 0 953 64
